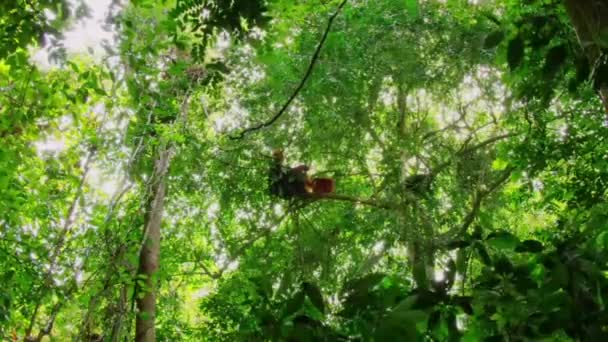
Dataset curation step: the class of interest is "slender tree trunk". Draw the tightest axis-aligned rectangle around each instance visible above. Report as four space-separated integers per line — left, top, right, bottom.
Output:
134 147 172 342
564 0 608 114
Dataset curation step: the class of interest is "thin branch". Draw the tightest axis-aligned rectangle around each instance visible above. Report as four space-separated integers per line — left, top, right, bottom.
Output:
361 77 385 149
230 0 349 140
357 241 390 275
430 132 518 178
460 168 512 233
17 65 35 111
228 221 276 260
422 122 467 142
422 101 478 141
459 133 518 155
197 261 222 279
303 192 394 209
35 302 62 341
25 149 95 338
439 167 513 245
0 246 39 279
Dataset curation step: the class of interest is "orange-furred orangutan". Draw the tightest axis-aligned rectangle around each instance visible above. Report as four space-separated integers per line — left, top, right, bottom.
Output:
269 149 335 199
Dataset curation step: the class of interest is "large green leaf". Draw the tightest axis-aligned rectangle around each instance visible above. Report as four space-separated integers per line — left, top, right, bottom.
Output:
486 231 520 250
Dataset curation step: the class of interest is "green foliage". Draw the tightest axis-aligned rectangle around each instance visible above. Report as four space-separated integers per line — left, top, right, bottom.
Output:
2 0 608 340
0 0 76 59
484 30 505 49
507 35 525 70
169 0 269 59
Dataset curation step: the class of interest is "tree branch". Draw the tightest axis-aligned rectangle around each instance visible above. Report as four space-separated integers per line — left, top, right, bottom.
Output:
459 133 518 155
429 132 518 178
303 192 394 209
25 148 95 339
230 0 348 140
438 167 513 245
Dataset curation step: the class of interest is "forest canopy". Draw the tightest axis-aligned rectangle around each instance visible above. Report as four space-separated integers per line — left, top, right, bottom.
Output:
2 0 608 341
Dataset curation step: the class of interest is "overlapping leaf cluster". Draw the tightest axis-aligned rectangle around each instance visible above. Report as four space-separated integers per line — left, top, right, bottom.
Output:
2 0 608 341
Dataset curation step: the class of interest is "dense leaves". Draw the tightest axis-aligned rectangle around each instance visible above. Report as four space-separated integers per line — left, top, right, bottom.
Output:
507 35 525 70
2 0 608 341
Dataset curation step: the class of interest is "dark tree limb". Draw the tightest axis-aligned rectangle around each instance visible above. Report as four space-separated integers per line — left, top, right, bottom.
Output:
230 0 349 140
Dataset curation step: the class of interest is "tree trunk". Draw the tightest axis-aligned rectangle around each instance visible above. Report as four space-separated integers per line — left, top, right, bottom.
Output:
134 147 172 342
564 0 608 114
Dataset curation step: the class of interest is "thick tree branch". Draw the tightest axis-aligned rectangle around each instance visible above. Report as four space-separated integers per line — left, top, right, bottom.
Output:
230 0 348 140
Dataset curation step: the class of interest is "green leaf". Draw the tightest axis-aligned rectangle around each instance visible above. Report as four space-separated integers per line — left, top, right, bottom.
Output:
474 242 492 266
507 35 524 70
283 291 305 318
486 230 520 250
578 258 602 278
492 158 509 170
404 0 420 19
452 296 473 315
343 273 386 294
456 249 468 274
289 315 317 342
392 309 428 325
549 261 569 288
374 314 418 341
68 61 80 73
515 240 544 253
393 294 419 312
596 230 608 250
542 44 567 78
427 310 441 331
302 282 325 314
446 240 471 250
493 257 514 275
484 31 504 49
410 290 441 310
543 290 567 307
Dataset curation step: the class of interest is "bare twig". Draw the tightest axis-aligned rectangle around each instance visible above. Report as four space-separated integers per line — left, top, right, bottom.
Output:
230 0 349 139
